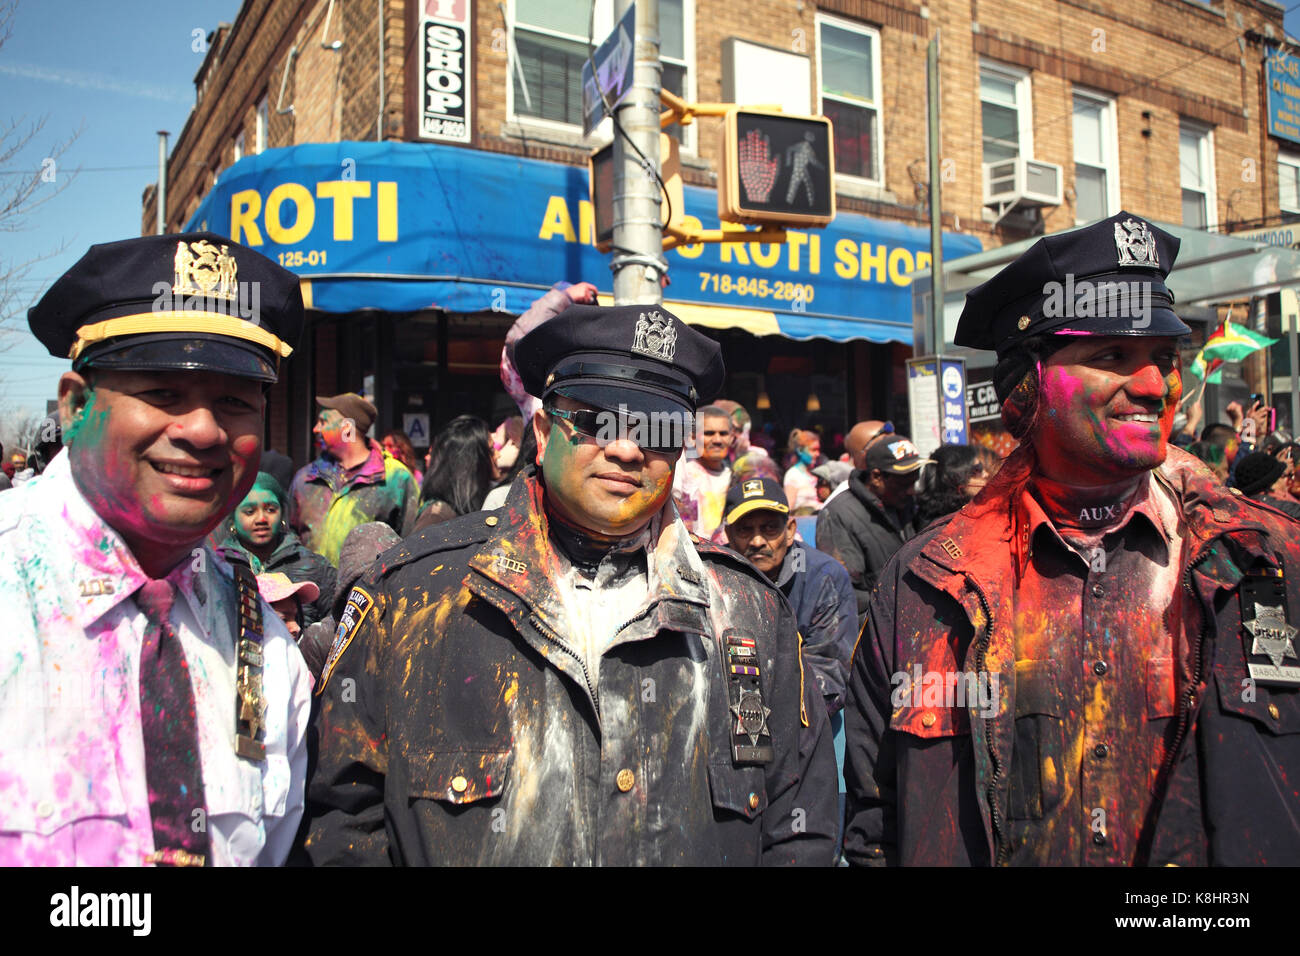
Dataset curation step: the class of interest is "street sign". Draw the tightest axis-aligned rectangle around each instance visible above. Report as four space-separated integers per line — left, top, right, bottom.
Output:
581 2 636 137
907 355 968 456
718 108 835 226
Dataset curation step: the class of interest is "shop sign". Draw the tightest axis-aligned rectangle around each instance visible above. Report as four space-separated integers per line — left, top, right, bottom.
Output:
418 0 471 144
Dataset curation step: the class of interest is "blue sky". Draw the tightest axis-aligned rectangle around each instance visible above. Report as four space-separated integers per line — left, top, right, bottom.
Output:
1 1 1299 417
0 1 241 416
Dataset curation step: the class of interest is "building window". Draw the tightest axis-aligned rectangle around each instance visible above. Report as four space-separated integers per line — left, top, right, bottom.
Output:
1280 152 1300 224
980 61 1032 166
816 14 882 184
1179 120 1215 229
1072 90 1118 223
510 0 694 145
256 97 269 153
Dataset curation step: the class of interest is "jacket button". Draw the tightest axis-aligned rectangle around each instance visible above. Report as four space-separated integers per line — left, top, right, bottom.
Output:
1093 832 1107 846
921 711 937 728
450 775 468 793
35 801 53 818
1093 743 1109 759
485 516 499 527
747 792 760 811
616 769 635 792
1269 702 1281 720
1091 584 1104 598
1093 660 1108 676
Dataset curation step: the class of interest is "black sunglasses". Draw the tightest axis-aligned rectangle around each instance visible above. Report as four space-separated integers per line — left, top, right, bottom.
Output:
547 406 688 454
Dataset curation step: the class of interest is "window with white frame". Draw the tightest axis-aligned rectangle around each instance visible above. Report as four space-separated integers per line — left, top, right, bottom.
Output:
511 0 693 144
980 61 1032 166
1072 90 1118 223
1179 120 1216 229
1280 152 1300 223
234 131 245 163
816 15 882 184
256 97 269 153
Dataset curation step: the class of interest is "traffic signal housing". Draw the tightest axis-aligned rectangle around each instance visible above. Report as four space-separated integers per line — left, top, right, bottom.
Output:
718 108 836 227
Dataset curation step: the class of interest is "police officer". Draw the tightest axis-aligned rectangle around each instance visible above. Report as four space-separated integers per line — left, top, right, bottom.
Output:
305 304 838 865
0 233 311 866
843 211 1300 865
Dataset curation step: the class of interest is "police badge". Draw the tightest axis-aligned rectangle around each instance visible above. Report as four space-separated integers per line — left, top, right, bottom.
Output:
1239 569 1300 687
1113 218 1160 268
631 309 677 361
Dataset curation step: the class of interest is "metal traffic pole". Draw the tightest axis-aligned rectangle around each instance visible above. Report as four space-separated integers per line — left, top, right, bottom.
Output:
611 0 665 305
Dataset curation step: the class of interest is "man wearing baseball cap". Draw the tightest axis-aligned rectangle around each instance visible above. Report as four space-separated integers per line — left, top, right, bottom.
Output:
0 232 311 866
815 434 931 621
844 211 1300 866
724 477 856 716
305 303 836 865
288 391 419 567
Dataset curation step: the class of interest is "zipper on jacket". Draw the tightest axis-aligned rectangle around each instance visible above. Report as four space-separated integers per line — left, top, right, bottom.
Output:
1156 547 1214 790
531 612 601 718
968 580 1008 865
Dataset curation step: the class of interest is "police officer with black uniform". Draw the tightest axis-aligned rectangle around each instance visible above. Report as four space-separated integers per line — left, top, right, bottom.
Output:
305 304 838 865
843 212 1300 865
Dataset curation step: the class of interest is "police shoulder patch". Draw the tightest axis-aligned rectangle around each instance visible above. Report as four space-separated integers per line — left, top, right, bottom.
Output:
316 585 375 696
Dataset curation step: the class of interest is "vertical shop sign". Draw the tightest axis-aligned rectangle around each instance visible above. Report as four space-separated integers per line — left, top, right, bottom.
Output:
419 0 472 143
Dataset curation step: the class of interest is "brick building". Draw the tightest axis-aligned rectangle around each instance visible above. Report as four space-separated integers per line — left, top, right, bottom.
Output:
143 0 1294 463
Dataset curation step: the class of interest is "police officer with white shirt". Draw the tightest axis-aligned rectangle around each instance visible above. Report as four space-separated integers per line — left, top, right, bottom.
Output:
0 233 310 866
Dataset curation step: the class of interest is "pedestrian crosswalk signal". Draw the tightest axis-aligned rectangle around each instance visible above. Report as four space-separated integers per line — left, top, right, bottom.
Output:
719 109 836 227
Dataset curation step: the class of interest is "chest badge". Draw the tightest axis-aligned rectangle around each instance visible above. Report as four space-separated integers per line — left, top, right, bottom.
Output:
1244 602 1300 686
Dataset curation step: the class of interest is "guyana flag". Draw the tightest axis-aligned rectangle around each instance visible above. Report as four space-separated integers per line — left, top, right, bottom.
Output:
1202 320 1277 362
1185 349 1225 384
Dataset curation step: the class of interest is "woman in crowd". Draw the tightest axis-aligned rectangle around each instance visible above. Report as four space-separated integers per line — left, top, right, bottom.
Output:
783 428 825 514
414 414 496 531
381 429 423 485
217 471 336 625
483 423 537 510
913 443 988 529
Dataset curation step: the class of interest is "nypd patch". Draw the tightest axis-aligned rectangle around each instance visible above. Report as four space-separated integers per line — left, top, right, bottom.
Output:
316 586 374 695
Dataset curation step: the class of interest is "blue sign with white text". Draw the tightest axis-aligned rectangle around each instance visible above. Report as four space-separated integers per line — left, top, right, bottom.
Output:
1267 46 1300 146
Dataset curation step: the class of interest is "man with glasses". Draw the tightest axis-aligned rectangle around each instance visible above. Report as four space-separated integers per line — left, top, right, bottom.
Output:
304 304 837 866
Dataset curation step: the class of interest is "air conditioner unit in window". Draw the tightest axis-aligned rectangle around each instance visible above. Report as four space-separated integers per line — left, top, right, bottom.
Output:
982 158 1063 213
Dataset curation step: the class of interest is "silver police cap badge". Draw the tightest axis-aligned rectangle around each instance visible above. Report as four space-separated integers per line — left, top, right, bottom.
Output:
631 309 677 362
1114 218 1159 268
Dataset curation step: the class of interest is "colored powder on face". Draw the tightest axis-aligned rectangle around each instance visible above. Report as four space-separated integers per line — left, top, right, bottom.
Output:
62 387 101 447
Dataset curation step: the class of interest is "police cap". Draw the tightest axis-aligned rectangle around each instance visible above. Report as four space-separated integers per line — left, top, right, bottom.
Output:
954 211 1190 355
515 303 725 418
28 232 303 383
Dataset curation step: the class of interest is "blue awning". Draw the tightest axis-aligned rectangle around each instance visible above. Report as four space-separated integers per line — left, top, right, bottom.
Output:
188 142 983 343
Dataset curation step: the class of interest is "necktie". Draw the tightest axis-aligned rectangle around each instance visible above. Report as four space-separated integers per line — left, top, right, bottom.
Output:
136 578 211 867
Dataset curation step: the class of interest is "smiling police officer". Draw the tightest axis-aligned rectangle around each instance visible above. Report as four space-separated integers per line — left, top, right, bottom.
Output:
844 211 1300 866
0 233 310 866
305 304 837 865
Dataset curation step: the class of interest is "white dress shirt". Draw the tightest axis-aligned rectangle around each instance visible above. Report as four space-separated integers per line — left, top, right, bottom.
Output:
0 450 310 866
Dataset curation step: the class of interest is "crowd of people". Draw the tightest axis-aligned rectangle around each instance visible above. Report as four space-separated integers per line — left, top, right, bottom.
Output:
3 212 1298 868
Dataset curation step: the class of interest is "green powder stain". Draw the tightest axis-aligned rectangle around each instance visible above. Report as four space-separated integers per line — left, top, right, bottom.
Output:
62 388 105 447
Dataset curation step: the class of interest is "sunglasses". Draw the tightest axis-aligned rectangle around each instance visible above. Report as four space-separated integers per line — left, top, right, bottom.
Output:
547 406 687 454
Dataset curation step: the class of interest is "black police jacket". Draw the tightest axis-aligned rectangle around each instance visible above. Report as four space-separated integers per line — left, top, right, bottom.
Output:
303 475 838 866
